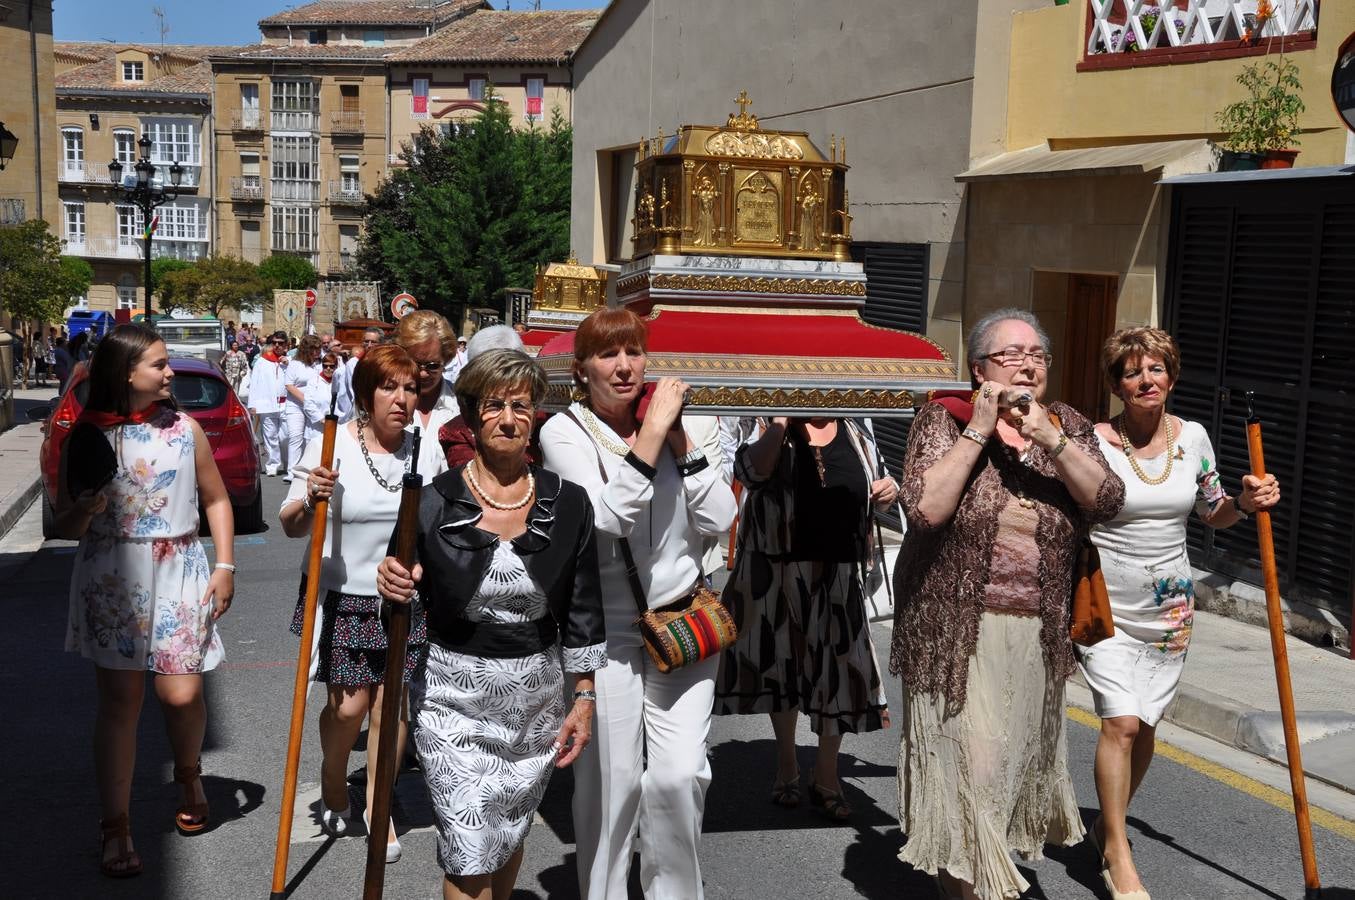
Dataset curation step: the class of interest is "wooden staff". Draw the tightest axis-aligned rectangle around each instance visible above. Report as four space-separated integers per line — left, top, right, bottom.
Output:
1245 393 1322 899
363 428 422 900
726 480 742 570
270 392 341 899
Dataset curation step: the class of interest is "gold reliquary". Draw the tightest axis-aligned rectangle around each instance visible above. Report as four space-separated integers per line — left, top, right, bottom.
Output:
532 257 608 313
631 92 853 262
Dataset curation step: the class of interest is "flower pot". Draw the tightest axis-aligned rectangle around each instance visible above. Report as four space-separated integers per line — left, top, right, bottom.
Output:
1260 149 1299 169
1221 151 1264 171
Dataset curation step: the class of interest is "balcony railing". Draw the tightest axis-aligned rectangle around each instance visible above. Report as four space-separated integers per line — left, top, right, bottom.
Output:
60 161 199 189
328 180 364 205
330 111 366 133
272 109 318 132
231 110 263 131
1087 0 1317 56
67 237 143 259
271 179 320 202
230 176 264 201
0 198 24 225
322 251 356 273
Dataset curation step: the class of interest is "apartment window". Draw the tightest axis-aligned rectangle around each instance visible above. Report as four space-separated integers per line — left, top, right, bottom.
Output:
240 152 261 188
116 275 137 310
411 77 429 119
273 205 317 253
63 201 86 245
113 129 137 165
339 155 360 192
340 84 360 112
241 220 262 263
62 127 84 174
363 30 384 46
116 204 139 245
468 78 486 101
338 224 359 270
239 83 260 128
272 79 317 131
271 135 319 200
143 119 200 165
525 77 544 122
308 28 327 45
157 203 206 241
121 61 144 82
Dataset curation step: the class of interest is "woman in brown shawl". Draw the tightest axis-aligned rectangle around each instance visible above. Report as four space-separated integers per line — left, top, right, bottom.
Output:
891 309 1125 900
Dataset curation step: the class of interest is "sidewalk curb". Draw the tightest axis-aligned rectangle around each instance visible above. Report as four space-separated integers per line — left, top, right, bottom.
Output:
1067 676 1355 797
0 474 40 542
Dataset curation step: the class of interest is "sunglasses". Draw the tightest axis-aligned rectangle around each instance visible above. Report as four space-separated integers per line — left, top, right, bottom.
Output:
414 361 443 374
322 363 338 370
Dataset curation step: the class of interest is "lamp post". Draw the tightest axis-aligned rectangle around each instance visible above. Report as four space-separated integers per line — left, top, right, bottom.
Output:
108 134 183 324
0 121 18 170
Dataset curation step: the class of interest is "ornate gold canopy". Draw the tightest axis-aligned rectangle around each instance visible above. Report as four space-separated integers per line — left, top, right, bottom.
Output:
631 92 853 262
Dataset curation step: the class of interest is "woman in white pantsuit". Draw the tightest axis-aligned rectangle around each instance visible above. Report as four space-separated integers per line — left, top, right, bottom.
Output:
540 308 736 900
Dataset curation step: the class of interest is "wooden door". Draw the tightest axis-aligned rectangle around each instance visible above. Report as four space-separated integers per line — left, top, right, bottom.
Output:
1062 273 1117 421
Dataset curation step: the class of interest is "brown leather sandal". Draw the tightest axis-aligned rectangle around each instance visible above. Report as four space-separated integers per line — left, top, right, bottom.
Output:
100 814 143 878
807 778 852 822
174 760 210 835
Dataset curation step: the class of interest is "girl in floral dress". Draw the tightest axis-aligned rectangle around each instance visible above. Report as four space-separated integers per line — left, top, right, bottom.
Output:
1079 327 1279 900
58 324 236 879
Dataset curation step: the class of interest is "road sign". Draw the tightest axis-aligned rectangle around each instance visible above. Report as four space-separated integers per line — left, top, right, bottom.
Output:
1333 32 1355 132
305 288 318 309
391 292 418 319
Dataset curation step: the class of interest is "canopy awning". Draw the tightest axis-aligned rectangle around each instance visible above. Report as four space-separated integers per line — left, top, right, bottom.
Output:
956 139 1218 183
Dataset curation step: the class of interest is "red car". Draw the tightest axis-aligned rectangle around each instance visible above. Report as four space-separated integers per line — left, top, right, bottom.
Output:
36 355 263 537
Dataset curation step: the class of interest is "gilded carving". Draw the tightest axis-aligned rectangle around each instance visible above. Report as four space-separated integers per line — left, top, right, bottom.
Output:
631 273 867 297
795 182 824 251
735 172 780 244
542 383 921 412
704 131 804 160
691 176 720 247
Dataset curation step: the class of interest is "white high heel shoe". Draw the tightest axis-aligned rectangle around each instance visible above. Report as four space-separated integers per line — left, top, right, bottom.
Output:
319 805 350 837
1101 863 1151 900
363 811 401 864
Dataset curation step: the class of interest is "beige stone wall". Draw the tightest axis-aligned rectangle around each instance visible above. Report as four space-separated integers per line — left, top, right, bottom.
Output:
260 26 432 48
568 0 981 360
0 1 57 234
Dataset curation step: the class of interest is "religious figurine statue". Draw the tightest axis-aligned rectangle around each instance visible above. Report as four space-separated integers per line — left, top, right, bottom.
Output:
796 184 823 251
693 177 719 246
636 186 656 231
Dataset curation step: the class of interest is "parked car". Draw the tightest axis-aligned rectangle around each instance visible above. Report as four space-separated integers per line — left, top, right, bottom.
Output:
158 318 227 366
34 354 263 538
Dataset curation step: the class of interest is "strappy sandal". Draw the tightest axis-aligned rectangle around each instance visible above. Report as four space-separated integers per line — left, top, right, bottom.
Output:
770 772 801 808
807 775 852 822
174 760 210 835
100 814 143 878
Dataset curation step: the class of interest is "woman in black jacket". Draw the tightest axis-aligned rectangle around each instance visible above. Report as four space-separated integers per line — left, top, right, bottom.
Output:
378 349 605 900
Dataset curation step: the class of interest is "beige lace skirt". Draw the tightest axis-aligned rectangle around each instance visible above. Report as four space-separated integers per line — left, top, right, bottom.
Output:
898 611 1084 900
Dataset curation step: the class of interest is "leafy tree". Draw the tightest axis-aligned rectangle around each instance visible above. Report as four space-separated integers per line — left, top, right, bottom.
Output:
160 254 269 319
0 221 91 385
357 91 572 325
151 257 193 314
258 253 319 290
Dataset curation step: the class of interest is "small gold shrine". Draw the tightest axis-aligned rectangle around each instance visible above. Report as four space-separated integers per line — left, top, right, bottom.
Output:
532 257 608 313
631 91 852 262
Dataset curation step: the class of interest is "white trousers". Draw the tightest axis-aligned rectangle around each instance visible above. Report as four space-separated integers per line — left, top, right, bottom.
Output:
572 603 716 900
257 411 286 474
284 405 307 478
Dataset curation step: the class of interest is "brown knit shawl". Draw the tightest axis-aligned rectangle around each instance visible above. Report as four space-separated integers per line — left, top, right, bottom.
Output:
887 400 1125 718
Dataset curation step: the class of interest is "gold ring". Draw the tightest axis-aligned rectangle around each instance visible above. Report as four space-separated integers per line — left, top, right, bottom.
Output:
982 386 993 399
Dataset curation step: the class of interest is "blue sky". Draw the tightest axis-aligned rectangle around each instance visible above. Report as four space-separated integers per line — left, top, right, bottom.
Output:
54 0 603 45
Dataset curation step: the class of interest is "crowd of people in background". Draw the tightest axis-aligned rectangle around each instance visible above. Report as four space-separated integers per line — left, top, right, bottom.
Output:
48 306 1282 900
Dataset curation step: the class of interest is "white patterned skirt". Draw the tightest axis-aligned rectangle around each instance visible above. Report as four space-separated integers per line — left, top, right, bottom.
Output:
411 641 565 876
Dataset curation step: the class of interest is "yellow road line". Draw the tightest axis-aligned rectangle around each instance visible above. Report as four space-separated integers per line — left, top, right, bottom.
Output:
1066 705 1355 842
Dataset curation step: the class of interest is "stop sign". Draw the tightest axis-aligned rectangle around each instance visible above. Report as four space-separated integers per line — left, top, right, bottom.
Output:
305 288 318 309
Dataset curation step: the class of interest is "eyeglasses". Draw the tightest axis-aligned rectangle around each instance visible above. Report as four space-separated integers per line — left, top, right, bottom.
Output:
983 348 1053 369
414 360 443 374
321 363 338 370
479 398 534 419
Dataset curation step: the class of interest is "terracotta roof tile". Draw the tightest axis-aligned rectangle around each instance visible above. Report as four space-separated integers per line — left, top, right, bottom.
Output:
390 9 600 64
54 44 240 95
258 0 485 29
212 43 397 61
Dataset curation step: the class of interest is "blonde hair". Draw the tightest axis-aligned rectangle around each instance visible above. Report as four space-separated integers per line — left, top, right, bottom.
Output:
394 310 457 363
1101 327 1181 391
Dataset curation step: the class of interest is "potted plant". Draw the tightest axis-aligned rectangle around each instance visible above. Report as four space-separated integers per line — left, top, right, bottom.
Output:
1215 56 1305 170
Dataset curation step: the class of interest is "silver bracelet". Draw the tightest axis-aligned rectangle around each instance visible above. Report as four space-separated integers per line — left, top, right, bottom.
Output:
215 562 236 573
300 492 314 512
960 427 989 447
676 447 706 467
573 689 598 702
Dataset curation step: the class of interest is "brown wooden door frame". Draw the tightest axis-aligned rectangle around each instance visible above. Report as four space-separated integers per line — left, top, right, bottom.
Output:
1063 272 1118 422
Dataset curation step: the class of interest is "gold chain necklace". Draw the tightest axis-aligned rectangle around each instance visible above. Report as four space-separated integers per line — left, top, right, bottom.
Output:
579 406 631 458
1118 414 1174 486
465 459 535 511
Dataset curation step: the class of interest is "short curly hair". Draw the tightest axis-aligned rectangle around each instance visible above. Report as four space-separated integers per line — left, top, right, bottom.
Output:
453 349 548 424
352 344 419 415
1101 327 1180 392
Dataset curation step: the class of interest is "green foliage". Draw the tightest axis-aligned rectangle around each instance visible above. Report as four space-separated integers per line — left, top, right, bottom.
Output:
357 90 572 325
0 220 84 327
160 254 269 318
150 257 193 313
258 253 319 290
1215 56 1306 153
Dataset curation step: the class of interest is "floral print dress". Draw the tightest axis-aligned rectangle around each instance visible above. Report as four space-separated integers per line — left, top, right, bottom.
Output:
1077 419 1225 726
65 409 224 674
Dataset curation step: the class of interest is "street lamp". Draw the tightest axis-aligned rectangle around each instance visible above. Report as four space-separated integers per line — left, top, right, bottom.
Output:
108 134 183 324
0 122 18 170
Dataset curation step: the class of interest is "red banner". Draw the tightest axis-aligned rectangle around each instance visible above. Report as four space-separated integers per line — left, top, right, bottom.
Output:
526 96 542 116
413 94 428 115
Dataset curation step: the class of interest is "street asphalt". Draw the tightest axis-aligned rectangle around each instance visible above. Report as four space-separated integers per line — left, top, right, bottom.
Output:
4 475 1354 900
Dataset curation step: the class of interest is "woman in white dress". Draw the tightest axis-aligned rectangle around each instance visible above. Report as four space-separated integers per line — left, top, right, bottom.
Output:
377 349 605 900
57 324 235 878
283 334 323 483
1080 327 1280 900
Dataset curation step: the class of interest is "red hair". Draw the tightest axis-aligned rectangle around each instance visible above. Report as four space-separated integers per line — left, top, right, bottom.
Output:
352 344 418 415
573 308 648 364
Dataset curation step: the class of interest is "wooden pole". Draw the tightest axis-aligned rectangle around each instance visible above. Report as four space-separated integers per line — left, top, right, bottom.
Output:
270 392 341 899
362 428 423 900
1245 394 1322 899
726 480 742 570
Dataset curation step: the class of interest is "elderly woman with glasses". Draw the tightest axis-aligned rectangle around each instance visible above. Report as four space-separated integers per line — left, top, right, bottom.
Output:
891 308 1124 900
377 349 605 900
394 311 460 478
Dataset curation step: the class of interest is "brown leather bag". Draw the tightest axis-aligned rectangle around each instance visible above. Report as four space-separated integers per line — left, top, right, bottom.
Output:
1070 539 1114 645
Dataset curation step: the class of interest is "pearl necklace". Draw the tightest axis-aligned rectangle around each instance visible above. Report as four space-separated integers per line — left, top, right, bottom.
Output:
1118 414 1175 486
466 459 535 510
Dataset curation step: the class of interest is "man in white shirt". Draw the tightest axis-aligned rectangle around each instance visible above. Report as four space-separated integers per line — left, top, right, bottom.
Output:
249 330 292 475
336 326 383 423
442 334 469 389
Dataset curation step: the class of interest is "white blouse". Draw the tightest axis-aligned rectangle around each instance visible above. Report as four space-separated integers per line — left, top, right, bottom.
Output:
407 382 457 480
283 424 413 596
540 402 737 609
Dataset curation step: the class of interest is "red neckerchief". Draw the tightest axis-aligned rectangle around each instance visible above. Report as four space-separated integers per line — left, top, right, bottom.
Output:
76 401 168 429
261 350 284 364
320 372 333 383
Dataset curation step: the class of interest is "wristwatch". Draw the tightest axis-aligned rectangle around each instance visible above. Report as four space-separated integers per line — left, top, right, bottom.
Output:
1233 496 1250 520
